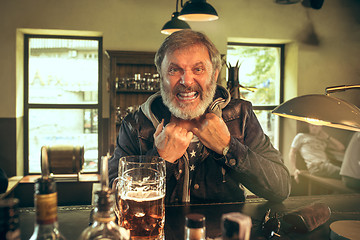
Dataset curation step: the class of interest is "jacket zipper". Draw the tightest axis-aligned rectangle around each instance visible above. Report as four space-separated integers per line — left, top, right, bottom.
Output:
182 152 190 203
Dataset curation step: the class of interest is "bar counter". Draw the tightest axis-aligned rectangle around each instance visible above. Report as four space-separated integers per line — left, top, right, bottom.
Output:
19 193 360 239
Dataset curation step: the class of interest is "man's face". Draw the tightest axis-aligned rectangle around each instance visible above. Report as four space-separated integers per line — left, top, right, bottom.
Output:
160 44 219 120
308 124 322 135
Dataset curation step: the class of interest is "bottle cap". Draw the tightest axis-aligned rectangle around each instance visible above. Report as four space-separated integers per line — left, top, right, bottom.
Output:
35 177 56 194
185 213 206 228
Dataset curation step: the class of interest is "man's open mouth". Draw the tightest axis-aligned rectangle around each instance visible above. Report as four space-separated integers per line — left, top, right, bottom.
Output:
177 91 199 101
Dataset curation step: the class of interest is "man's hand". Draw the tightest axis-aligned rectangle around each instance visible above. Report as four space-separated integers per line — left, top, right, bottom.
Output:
192 113 231 155
318 129 330 141
293 169 301 184
154 120 193 163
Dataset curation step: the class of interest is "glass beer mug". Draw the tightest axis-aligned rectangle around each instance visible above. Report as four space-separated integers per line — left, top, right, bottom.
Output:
113 156 166 240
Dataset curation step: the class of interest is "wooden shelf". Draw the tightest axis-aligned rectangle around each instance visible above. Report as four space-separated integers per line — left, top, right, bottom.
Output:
106 51 158 152
116 89 157 94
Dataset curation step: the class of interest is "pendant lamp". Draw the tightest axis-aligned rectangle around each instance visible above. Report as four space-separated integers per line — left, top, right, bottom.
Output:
179 0 219 22
161 12 191 35
161 0 191 35
272 85 360 132
274 0 301 4
275 0 325 9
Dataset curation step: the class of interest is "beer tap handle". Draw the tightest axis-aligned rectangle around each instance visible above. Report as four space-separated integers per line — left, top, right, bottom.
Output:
100 153 110 191
41 146 50 179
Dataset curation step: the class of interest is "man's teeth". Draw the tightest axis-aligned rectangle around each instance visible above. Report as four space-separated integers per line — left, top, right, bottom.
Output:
177 92 198 100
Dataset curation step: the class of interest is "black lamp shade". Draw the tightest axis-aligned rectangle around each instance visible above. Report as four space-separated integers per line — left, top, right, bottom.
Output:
161 12 191 35
272 94 360 132
274 0 301 4
179 0 219 21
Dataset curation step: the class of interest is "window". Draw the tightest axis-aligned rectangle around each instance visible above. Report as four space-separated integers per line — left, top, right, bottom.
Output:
227 43 284 147
24 35 102 174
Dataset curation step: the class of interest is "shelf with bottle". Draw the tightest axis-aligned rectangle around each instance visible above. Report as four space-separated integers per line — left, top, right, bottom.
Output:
115 73 160 93
115 105 138 126
107 51 158 152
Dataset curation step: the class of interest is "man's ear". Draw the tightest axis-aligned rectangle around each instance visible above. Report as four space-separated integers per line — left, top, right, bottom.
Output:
213 69 220 82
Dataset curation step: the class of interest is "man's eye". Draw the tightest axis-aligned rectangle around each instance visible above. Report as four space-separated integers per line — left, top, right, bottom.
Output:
193 67 204 75
169 67 181 76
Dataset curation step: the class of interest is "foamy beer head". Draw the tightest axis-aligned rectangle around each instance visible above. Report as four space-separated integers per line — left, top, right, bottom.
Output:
114 156 166 240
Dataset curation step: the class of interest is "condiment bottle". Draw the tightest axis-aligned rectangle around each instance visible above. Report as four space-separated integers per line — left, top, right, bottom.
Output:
221 212 252 240
185 213 206 240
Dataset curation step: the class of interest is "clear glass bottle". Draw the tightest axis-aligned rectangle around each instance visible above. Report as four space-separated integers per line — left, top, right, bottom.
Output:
79 190 129 240
0 198 21 240
79 155 129 240
184 213 206 240
29 177 66 240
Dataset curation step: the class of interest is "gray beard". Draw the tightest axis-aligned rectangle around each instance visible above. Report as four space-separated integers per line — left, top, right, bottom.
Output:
160 77 217 120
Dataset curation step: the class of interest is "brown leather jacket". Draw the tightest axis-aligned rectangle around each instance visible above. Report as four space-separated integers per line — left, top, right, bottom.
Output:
108 85 291 204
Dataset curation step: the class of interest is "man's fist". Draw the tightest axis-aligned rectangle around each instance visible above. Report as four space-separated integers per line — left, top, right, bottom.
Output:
154 120 193 163
192 113 230 155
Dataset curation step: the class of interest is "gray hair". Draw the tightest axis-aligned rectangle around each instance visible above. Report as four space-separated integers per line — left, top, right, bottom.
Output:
154 30 221 76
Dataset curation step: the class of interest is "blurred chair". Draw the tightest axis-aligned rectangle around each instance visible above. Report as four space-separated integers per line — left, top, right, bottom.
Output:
294 150 354 195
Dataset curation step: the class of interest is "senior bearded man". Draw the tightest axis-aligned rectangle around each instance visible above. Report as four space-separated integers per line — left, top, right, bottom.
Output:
108 30 291 204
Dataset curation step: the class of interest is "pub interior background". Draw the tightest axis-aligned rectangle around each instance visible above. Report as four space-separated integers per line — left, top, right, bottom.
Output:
0 0 359 206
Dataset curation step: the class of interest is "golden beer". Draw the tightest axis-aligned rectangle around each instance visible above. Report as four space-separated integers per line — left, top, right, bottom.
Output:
120 191 165 239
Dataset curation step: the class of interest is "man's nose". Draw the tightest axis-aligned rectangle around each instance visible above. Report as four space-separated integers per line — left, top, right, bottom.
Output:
179 70 195 86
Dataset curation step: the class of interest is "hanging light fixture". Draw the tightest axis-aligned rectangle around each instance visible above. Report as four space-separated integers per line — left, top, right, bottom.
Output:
161 12 191 35
274 0 301 4
161 0 191 35
178 0 219 22
272 84 360 132
274 0 325 9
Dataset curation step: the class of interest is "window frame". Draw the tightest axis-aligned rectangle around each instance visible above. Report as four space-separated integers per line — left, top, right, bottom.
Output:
24 34 103 175
227 42 285 147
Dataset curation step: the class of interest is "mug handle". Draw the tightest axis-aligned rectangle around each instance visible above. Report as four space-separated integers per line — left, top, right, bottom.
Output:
112 177 121 224
111 177 119 192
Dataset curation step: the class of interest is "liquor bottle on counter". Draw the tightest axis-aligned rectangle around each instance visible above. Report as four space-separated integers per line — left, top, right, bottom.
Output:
29 177 66 240
0 198 21 240
79 155 129 240
184 213 206 240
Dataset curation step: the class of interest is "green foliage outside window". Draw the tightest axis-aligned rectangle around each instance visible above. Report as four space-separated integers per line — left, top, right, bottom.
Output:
227 43 282 147
227 45 280 105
